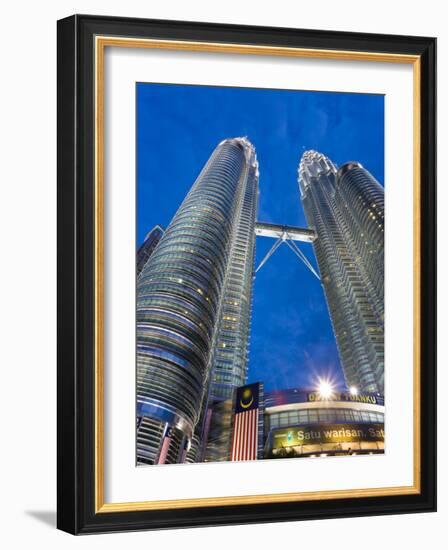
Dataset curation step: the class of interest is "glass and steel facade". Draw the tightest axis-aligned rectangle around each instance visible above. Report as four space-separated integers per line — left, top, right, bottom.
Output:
136 225 164 277
267 407 384 430
298 151 385 394
202 398 234 463
208 143 258 401
136 138 259 465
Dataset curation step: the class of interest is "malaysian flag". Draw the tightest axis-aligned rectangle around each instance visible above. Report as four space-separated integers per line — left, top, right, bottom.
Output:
231 383 261 461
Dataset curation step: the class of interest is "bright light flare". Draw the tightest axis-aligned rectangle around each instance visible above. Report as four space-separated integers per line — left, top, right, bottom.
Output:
317 379 334 399
349 386 358 396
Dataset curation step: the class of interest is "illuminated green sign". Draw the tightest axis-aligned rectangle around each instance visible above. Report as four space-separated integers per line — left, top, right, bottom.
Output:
271 423 384 449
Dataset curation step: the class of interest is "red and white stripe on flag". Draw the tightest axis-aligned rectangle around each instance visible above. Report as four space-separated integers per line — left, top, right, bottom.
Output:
230 408 259 461
157 433 172 464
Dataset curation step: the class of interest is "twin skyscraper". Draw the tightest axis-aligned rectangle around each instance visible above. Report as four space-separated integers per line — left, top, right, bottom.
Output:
136 138 384 465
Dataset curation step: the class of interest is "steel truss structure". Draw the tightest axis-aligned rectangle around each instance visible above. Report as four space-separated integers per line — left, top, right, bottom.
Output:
254 221 319 279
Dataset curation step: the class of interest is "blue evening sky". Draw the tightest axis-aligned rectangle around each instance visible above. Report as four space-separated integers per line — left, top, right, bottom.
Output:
137 83 384 393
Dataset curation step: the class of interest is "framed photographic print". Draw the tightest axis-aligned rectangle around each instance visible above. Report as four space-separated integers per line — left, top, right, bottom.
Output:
57 14 436 534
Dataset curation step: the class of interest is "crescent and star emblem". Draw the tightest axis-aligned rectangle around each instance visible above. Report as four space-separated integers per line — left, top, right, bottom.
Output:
240 388 254 409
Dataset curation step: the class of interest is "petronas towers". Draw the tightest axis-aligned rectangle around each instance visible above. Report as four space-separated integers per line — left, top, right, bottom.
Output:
136 138 258 465
299 151 384 395
136 140 384 465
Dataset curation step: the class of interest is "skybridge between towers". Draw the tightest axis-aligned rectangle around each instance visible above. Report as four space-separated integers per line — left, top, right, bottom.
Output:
254 221 320 279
